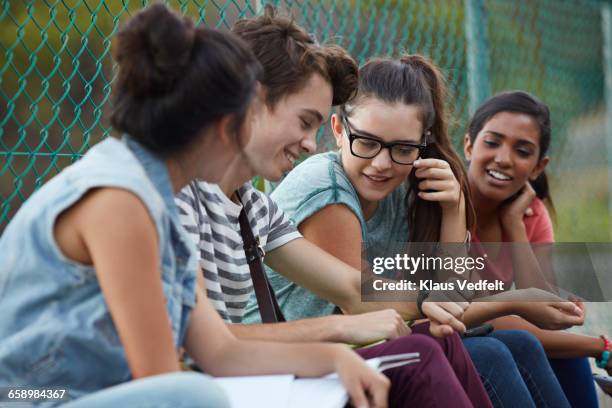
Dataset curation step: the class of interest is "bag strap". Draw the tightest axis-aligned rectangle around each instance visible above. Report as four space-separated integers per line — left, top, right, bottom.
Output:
236 192 286 323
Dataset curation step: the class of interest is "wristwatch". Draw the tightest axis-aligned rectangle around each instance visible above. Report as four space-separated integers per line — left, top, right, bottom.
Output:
417 289 430 317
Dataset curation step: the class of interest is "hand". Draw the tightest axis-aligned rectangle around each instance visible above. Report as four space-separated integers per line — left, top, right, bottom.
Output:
500 182 536 228
332 346 390 408
512 289 584 330
338 310 411 345
414 159 461 211
421 301 469 337
568 294 587 319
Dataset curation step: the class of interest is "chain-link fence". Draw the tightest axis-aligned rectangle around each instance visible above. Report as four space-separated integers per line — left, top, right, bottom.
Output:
1 0 610 241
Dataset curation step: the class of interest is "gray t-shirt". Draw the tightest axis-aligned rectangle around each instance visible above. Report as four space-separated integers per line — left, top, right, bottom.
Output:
175 181 301 323
243 151 409 323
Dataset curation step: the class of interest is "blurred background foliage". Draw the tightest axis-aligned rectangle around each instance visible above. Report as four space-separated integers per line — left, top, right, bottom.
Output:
1 0 610 242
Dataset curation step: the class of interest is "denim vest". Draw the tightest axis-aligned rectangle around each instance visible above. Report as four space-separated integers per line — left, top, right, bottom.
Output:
0 136 197 405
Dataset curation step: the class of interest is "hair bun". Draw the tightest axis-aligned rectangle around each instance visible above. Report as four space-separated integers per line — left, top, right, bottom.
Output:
113 3 196 97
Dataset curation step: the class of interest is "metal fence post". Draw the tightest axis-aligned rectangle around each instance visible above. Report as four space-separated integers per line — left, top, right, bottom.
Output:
464 0 491 115
603 3 612 229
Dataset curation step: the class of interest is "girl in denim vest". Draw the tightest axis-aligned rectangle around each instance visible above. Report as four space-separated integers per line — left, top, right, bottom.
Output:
0 4 389 407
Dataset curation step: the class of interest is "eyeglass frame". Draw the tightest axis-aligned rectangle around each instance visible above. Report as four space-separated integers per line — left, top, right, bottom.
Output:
341 113 428 165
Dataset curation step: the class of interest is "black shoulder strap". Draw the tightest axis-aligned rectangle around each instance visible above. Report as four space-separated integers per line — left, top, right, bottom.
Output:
236 192 286 323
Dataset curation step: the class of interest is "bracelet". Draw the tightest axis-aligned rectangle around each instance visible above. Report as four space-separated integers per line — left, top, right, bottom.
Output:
596 335 611 369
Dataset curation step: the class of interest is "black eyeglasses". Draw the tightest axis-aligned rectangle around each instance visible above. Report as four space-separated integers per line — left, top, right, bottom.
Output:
342 114 427 165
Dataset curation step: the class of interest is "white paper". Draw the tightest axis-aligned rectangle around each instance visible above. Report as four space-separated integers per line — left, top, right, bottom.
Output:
214 375 294 408
212 353 420 408
288 377 348 408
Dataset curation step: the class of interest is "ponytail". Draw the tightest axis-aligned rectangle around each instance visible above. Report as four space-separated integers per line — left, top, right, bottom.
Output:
402 55 476 242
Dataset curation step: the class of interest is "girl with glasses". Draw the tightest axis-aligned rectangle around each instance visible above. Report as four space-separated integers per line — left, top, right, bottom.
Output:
247 55 583 407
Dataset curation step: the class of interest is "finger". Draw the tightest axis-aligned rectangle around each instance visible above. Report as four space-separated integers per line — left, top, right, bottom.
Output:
413 158 449 170
524 181 536 194
558 313 585 327
567 295 586 313
347 379 369 408
550 307 584 327
518 183 536 202
387 327 400 340
418 179 454 192
423 303 466 334
576 300 586 314
430 301 463 319
436 301 466 320
400 320 412 336
554 301 584 317
394 315 411 337
414 167 453 180
429 320 454 337
370 374 390 408
418 191 456 202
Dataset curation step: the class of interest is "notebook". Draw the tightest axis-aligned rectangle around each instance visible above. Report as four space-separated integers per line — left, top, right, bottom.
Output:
213 352 420 408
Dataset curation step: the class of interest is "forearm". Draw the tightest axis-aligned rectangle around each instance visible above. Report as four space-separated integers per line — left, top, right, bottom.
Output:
269 240 422 319
462 301 515 328
506 225 552 290
186 286 344 378
211 339 346 378
511 251 554 291
342 300 420 321
490 315 604 359
440 199 466 243
265 239 359 311
228 316 345 343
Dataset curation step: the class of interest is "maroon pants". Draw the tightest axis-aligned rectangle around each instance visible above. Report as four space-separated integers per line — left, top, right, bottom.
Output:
355 322 492 408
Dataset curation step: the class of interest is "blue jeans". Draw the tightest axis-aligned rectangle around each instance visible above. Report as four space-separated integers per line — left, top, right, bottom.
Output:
549 357 597 408
61 372 230 408
464 330 570 408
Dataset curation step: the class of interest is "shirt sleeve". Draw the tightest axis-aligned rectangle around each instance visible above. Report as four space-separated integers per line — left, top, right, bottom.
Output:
174 182 202 248
270 152 368 238
263 193 302 252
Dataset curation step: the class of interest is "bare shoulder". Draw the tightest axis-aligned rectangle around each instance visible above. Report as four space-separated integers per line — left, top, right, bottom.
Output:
54 187 157 264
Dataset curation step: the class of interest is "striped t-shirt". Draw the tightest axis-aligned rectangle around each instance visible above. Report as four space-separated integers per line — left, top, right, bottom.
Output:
175 181 301 323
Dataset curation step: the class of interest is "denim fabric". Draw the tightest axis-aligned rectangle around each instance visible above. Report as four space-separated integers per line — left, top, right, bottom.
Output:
0 136 197 405
548 357 597 408
464 330 571 408
61 372 229 408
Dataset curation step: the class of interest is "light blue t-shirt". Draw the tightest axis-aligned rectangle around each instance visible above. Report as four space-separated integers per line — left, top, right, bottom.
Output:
243 151 408 323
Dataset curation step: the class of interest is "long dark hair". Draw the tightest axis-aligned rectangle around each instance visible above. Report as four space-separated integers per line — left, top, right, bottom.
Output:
342 54 475 242
110 4 262 157
467 90 553 209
